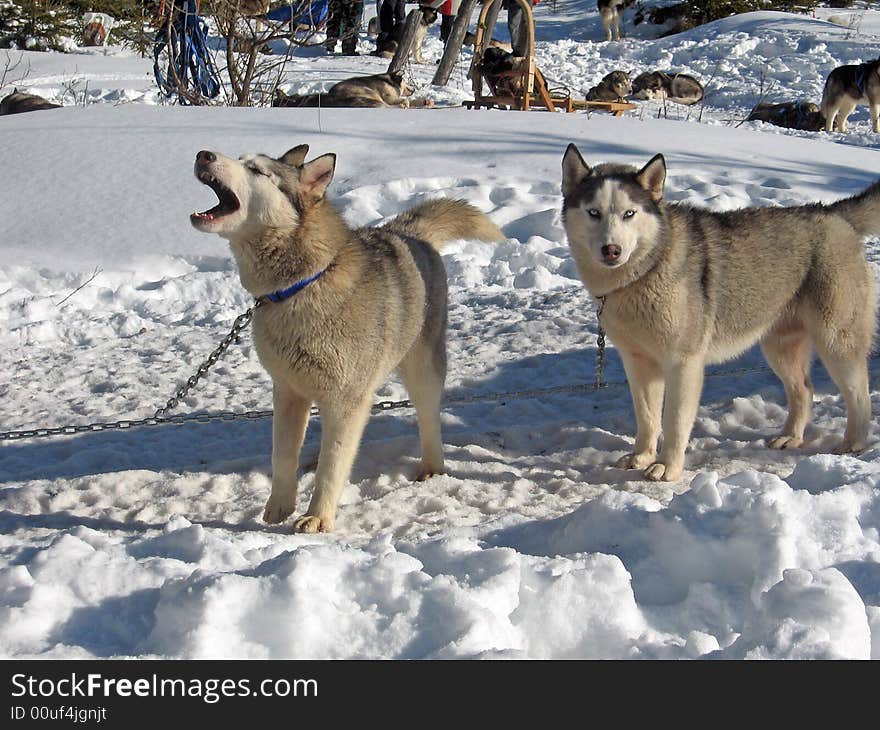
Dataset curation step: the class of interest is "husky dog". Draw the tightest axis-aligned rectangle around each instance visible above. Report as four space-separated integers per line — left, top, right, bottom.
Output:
374 5 437 62
630 71 704 106
477 47 524 76
476 47 528 96
190 145 504 531
411 6 438 63
561 144 877 481
820 58 880 133
463 30 512 53
0 89 61 115
586 70 632 101
747 100 825 132
273 71 429 108
597 0 634 41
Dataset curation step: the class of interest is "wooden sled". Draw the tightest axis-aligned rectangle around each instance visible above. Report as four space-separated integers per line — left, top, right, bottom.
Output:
453 0 636 115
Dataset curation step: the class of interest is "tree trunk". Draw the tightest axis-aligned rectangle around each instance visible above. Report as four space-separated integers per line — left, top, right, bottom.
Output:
431 0 479 87
387 9 422 76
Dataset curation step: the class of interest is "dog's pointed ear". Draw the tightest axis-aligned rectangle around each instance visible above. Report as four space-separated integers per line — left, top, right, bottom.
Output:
299 153 336 202
562 143 590 199
635 153 666 203
279 144 309 168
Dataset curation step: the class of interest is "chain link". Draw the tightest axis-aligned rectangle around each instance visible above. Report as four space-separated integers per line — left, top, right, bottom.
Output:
1 365 781 442
595 295 607 389
3 286 873 443
153 301 263 420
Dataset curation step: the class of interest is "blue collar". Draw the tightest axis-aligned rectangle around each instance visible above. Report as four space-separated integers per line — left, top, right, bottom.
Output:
259 268 327 304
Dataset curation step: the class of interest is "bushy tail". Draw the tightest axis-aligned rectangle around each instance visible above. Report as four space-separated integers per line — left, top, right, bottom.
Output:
385 198 505 249
831 179 880 237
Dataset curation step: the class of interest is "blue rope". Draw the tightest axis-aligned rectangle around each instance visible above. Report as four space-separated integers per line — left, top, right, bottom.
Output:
153 1 220 104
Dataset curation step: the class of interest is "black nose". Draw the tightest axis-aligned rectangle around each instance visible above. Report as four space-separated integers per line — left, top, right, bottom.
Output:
602 244 622 261
196 150 216 166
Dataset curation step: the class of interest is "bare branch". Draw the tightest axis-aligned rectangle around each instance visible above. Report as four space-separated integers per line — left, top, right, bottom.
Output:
56 267 102 308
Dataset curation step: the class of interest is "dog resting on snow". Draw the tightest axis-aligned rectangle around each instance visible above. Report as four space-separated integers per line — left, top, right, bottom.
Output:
585 70 632 101
273 71 432 108
190 145 504 532
561 144 877 482
630 71 704 106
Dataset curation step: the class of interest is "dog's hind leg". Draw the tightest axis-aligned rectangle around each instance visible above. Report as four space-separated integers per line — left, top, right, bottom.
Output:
398 336 446 481
815 348 871 453
646 357 705 481
871 101 880 132
295 393 374 533
761 328 814 450
615 349 664 470
835 98 857 132
265 384 312 524
822 100 840 132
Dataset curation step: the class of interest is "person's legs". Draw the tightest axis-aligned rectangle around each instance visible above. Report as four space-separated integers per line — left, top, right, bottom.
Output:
440 12 454 42
507 0 530 57
326 0 342 50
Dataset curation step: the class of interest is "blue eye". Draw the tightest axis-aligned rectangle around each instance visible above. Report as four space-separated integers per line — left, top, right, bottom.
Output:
588 209 601 219
623 209 636 219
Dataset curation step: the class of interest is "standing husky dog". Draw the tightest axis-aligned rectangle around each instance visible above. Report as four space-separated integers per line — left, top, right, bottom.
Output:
820 58 880 133
191 145 504 531
597 0 634 41
561 144 877 481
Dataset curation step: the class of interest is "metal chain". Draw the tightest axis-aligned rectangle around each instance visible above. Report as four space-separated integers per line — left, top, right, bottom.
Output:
153 300 263 420
1 364 782 442
595 295 607 388
2 290 875 442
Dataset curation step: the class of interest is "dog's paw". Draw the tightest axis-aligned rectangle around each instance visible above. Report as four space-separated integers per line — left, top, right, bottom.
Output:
263 492 296 524
833 440 866 455
293 514 332 533
414 464 445 482
768 435 804 450
643 462 682 481
615 452 655 470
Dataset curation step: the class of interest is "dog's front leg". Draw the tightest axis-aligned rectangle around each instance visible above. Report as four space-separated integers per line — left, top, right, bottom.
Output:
615 349 664 470
872 103 880 133
644 358 705 481
264 383 311 524
294 394 373 533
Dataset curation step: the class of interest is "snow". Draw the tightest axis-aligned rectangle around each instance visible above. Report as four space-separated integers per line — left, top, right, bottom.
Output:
1 2 880 659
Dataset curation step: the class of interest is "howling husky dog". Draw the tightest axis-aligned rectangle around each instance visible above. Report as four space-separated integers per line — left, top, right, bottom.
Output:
191 145 504 531
820 58 880 133
561 144 877 481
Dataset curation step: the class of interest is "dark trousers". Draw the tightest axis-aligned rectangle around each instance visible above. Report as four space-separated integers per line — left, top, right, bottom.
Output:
377 0 406 46
504 0 531 57
327 0 362 51
440 12 455 43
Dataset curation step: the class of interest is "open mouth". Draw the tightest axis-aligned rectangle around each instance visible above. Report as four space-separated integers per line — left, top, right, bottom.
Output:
191 170 240 224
